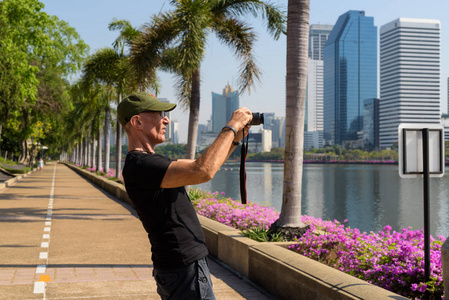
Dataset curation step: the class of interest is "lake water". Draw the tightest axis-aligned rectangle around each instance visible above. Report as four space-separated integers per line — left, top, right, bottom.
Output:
196 162 449 238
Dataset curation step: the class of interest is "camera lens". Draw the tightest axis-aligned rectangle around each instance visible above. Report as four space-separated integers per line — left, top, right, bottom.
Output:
250 113 264 125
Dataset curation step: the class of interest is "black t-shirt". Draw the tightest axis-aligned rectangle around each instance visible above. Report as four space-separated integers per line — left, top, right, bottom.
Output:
122 151 208 269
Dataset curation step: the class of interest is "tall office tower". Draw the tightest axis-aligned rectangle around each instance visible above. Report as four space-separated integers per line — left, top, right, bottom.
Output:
307 59 324 132
306 25 332 147
379 18 441 148
323 11 377 146
309 24 333 60
363 98 380 151
211 84 239 133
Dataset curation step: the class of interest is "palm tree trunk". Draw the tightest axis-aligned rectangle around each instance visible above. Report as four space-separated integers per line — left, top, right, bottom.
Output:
115 93 122 178
104 106 111 173
92 137 96 170
97 127 103 172
75 143 79 165
185 69 201 160
277 0 309 229
84 136 88 166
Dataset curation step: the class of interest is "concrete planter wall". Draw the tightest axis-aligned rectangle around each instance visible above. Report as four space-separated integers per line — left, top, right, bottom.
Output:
66 163 407 300
0 170 33 190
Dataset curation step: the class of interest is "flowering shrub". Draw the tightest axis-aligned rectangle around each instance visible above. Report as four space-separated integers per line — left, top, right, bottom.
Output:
191 191 279 230
291 216 445 299
190 190 446 299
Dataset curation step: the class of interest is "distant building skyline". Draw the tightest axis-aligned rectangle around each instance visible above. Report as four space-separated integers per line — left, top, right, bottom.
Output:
262 113 286 148
379 18 441 149
323 10 378 146
159 98 179 144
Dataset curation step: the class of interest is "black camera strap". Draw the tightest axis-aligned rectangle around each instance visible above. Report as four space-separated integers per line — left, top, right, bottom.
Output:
239 128 249 204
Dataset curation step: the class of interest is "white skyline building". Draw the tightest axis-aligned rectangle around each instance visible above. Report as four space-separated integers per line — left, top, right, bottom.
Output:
379 18 441 149
308 24 333 60
306 24 332 148
307 59 324 132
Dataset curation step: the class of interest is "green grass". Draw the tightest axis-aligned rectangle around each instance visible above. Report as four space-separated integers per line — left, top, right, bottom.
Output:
241 227 286 242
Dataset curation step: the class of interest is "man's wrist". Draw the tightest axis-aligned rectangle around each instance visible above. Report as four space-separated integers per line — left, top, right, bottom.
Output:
222 125 237 137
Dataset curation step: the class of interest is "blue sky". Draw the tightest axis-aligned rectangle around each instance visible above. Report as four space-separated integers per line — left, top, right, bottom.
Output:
41 0 449 143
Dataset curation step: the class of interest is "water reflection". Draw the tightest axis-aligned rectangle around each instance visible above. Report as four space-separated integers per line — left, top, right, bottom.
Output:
196 162 449 237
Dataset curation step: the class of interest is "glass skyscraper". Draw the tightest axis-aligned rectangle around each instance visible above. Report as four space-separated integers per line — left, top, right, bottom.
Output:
323 11 377 146
211 84 239 133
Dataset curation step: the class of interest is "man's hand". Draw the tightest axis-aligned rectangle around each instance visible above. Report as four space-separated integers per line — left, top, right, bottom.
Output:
226 107 252 130
226 108 252 142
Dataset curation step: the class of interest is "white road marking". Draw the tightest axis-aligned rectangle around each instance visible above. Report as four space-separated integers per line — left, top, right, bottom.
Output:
34 163 56 298
36 265 46 273
33 281 45 294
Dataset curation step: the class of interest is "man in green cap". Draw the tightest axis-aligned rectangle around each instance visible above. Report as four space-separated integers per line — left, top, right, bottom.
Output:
117 91 252 300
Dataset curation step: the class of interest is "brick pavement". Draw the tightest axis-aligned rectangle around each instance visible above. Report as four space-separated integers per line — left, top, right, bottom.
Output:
0 162 273 299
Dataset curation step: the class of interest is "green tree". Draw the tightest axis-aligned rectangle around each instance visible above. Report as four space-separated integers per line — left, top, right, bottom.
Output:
131 0 286 160
0 0 88 161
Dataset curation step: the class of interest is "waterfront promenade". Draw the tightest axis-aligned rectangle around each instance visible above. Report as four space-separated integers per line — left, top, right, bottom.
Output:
0 162 272 299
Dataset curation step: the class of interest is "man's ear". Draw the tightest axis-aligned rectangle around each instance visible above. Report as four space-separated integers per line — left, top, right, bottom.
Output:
129 115 142 129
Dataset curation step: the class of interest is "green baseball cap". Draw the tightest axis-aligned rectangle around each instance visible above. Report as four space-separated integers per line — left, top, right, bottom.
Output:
117 92 177 126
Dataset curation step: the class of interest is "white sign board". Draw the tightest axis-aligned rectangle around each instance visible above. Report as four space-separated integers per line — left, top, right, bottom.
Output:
398 124 444 178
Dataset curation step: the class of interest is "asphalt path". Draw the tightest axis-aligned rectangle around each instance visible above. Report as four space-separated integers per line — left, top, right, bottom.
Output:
0 162 272 299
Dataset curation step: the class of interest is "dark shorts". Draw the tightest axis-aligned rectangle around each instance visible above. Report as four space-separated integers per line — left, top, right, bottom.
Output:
153 257 216 300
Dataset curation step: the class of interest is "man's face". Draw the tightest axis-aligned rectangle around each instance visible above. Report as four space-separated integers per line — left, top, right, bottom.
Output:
139 111 169 144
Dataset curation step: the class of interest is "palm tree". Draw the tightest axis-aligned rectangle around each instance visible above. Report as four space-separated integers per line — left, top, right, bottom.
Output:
68 82 107 169
108 19 141 178
81 48 121 173
131 0 286 159
271 0 310 238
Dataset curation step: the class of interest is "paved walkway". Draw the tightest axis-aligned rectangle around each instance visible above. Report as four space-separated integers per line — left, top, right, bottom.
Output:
0 162 273 299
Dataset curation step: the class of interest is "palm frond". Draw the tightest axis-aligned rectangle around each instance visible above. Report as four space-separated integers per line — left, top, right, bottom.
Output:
129 12 180 90
173 0 211 73
212 0 287 39
213 16 261 94
108 18 140 54
82 48 121 87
